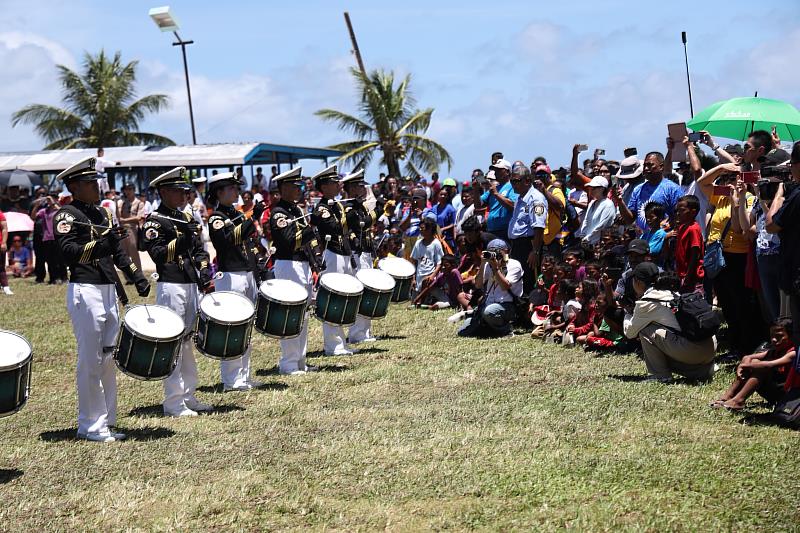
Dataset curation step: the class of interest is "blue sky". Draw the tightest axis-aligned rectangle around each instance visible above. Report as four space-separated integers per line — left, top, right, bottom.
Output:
1 0 799 180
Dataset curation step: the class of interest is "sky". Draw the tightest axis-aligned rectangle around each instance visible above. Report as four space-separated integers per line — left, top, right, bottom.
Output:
1 0 799 181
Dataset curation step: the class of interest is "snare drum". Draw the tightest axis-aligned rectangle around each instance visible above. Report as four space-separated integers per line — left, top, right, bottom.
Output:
378 257 416 302
255 279 308 339
315 273 364 326
0 330 32 417
356 269 396 319
115 305 185 381
195 291 255 360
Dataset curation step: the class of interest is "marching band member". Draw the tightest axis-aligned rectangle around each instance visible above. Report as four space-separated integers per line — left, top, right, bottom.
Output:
311 165 357 356
269 167 318 375
207 172 265 391
53 156 150 442
341 169 378 344
142 167 214 416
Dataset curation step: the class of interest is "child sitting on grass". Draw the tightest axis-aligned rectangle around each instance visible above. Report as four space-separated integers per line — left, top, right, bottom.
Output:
413 253 464 309
579 293 625 352
562 247 586 282
410 219 443 295
564 279 599 346
535 279 580 342
711 317 797 411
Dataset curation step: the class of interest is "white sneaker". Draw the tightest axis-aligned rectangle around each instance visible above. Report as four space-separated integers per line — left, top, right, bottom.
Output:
223 383 252 392
304 365 319 372
349 336 377 344
164 407 198 417
280 369 307 376
2 287 13 296
110 431 128 441
245 380 265 388
77 431 116 443
185 398 213 412
325 348 354 356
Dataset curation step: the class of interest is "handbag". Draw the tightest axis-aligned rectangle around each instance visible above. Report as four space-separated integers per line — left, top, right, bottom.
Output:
703 219 731 280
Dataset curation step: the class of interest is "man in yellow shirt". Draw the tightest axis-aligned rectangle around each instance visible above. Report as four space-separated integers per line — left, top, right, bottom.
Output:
532 164 565 256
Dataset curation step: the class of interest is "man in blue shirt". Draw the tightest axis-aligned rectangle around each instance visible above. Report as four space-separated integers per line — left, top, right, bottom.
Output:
479 159 518 238
617 151 683 231
508 164 547 294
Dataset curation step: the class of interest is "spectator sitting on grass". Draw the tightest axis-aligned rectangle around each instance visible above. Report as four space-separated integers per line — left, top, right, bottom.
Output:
9 236 33 278
413 253 465 309
623 262 716 383
711 316 797 411
410 218 444 295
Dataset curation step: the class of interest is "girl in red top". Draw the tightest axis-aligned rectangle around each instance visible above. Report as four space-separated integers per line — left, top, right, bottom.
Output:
711 317 797 410
565 279 599 344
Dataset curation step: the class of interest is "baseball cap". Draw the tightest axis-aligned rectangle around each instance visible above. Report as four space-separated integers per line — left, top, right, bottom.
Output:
534 164 552 175
490 159 512 172
487 238 510 252
632 261 659 285
411 188 426 200
585 176 609 189
627 239 650 255
442 178 457 187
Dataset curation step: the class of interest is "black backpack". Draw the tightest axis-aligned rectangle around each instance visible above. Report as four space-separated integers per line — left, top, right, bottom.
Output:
769 388 800 428
671 292 721 342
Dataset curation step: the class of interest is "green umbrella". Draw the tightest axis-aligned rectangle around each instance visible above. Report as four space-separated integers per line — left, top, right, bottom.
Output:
687 97 800 142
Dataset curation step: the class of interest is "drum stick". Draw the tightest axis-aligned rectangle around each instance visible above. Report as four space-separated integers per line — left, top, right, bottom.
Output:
150 212 192 225
71 220 117 230
144 304 154 323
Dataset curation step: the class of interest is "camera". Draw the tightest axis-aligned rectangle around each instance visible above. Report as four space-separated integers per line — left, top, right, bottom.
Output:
482 251 498 260
688 132 703 143
757 165 792 201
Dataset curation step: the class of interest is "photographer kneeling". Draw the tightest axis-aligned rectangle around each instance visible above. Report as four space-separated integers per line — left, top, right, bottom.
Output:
623 262 716 383
458 239 523 338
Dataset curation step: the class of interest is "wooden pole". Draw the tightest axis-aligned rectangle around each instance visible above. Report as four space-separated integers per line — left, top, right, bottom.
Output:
344 12 366 75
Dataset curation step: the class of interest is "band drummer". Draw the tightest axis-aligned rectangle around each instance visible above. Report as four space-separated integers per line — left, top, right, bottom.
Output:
341 169 378 344
206 172 265 391
54 156 150 442
142 167 214 416
269 167 318 375
311 165 356 356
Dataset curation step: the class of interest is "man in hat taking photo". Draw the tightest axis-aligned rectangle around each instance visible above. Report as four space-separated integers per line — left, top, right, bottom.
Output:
54 156 150 442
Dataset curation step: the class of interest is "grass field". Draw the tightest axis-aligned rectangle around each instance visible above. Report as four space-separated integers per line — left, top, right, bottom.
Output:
0 277 798 531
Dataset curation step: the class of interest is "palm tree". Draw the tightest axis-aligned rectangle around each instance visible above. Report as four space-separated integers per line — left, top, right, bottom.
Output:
11 50 174 149
316 68 452 178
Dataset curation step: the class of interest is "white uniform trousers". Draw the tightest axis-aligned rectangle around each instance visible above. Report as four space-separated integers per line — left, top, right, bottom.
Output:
321 249 355 354
215 271 257 387
348 252 374 342
273 259 312 373
156 282 200 413
67 283 120 436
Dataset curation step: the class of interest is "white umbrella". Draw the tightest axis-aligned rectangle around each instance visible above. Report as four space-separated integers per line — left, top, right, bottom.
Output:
4 212 34 233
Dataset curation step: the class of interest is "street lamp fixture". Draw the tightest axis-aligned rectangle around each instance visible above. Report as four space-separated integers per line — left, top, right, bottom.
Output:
149 6 197 144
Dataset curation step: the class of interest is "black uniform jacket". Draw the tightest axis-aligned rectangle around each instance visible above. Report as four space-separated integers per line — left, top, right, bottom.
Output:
53 199 145 286
142 205 210 284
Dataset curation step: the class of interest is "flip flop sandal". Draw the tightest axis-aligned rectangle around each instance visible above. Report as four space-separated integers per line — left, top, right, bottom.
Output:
723 403 744 412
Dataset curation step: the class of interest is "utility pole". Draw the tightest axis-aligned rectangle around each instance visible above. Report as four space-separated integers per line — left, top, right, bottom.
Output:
681 31 694 118
173 32 197 144
344 12 367 76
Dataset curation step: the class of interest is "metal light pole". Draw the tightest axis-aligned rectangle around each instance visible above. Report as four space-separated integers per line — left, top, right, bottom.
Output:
149 6 197 144
681 31 694 118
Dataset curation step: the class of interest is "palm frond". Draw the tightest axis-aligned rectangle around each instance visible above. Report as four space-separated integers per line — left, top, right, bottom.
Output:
314 109 374 139
401 133 454 173
333 141 380 169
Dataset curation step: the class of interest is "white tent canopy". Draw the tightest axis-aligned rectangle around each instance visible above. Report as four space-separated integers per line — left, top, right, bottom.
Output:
0 142 341 173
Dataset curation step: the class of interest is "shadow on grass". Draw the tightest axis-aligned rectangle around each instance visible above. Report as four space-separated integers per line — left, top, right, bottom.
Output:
608 374 651 383
255 364 350 376
39 426 175 442
128 404 246 417
0 469 23 484
354 347 389 355
377 334 407 341
740 413 799 430
196 382 289 394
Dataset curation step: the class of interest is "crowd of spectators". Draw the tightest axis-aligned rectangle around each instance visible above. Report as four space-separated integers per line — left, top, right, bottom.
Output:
3 132 800 415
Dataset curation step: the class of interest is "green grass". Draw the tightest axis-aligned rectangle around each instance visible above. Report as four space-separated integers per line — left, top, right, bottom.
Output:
0 277 798 531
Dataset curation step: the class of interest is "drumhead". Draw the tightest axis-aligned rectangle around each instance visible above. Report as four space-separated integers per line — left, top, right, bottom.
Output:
379 257 416 278
0 330 31 369
356 268 396 292
319 272 364 295
125 305 184 338
259 279 308 304
200 291 255 321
